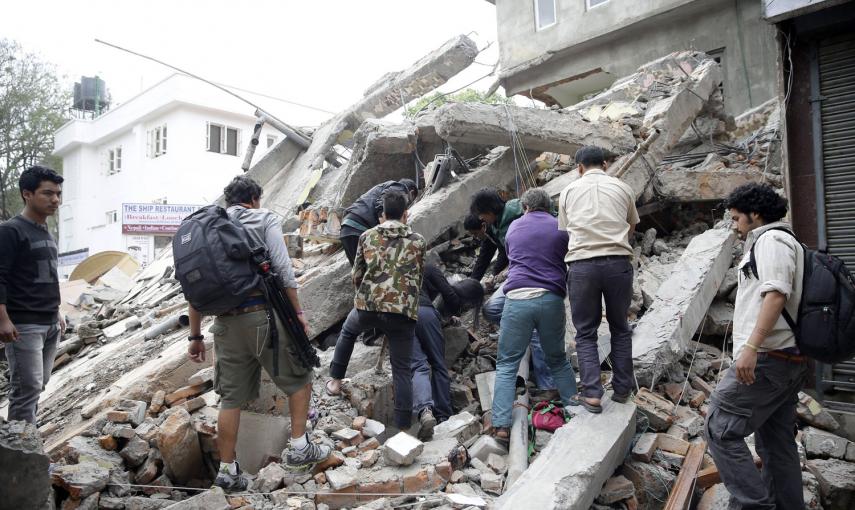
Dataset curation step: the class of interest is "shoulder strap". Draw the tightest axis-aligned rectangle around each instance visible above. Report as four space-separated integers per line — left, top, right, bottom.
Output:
746 227 798 279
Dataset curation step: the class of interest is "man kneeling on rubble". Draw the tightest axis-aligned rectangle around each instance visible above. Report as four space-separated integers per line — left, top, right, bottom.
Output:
187 176 331 492
327 191 426 432
489 188 577 443
705 183 807 510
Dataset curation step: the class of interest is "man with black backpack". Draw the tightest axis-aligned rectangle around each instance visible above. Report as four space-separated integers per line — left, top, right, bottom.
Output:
705 183 807 510
185 176 330 491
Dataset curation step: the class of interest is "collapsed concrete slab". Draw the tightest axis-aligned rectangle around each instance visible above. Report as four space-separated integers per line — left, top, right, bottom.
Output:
255 35 477 218
656 163 765 202
296 254 351 340
632 228 736 387
322 120 418 209
496 400 636 509
433 102 636 156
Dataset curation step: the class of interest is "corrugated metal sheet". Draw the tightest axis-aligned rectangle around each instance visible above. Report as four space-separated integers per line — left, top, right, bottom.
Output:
819 32 855 397
820 33 855 267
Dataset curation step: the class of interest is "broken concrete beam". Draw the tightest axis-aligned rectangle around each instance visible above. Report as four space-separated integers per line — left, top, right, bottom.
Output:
157 408 204 484
496 401 636 509
352 35 478 123
657 164 765 202
632 228 736 387
0 420 51 510
253 35 477 217
475 372 496 413
434 102 636 156
330 120 418 209
297 254 351 340
468 435 509 463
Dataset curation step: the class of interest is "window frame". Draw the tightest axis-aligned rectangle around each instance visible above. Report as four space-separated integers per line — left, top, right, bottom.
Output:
147 125 167 158
586 0 609 10
106 210 118 224
206 122 241 156
534 0 557 31
107 146 122 175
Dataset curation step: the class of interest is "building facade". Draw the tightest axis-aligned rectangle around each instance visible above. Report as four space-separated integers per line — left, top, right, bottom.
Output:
488 0 779 114
53 74 284 277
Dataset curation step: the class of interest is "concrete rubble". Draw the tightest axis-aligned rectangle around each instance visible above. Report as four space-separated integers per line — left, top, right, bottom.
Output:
4 43 849 510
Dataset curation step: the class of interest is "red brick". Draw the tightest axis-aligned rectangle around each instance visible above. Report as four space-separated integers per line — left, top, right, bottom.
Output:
106 410 130 423
164 383 210 405
352 416 367 431
315 487 358 509
403 467 431 493
357 478 402 501
313 451 345 474
313 472 327 485
357 437 380 452
98 435 118 451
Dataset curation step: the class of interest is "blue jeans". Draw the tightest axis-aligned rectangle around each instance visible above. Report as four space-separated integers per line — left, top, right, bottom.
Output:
491 292 577 428
6 322 60 423
483 285 556 389
411 306 453 421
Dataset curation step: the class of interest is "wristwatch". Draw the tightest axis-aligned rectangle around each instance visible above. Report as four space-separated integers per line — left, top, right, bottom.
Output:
188 334 204 342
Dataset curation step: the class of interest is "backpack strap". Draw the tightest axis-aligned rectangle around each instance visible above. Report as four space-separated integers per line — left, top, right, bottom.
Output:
745 227 798 280
745 226 803 331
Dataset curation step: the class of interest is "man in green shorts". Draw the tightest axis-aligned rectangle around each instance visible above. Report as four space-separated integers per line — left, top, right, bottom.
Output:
188 176 330 492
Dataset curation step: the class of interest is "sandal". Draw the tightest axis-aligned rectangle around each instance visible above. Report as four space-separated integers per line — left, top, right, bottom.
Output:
324 379 342 396
489 426 510 448
568 394 602 414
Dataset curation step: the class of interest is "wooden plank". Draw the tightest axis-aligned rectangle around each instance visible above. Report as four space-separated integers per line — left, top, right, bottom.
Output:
695 456 762 489
664 440 706 510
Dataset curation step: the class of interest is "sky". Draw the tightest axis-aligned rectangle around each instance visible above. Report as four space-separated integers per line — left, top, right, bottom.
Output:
1 0 501 127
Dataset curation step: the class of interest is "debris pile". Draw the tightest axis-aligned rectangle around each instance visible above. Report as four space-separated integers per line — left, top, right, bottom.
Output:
4 35 851 510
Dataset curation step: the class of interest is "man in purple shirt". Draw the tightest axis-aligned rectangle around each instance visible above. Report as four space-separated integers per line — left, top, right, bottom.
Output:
490 188 578 442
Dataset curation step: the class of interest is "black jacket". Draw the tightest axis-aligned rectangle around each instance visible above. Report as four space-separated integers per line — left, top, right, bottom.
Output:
0 215 60 325
420 264 460 315
343 180 412 231
470 231 509 282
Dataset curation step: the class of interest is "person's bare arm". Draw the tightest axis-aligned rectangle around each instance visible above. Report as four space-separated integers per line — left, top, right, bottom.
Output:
284 287 309 335
187 305 205 362
734 291 787 384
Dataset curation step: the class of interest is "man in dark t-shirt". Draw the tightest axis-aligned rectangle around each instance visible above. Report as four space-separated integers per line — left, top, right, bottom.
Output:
0 166 64 424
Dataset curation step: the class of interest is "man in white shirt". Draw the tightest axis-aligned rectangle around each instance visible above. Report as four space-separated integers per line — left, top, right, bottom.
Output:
705 183 807 510
559 146 639 413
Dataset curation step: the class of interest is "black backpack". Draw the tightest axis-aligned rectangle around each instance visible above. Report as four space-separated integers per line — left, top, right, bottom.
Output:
747 227 855 363
173 205 262 315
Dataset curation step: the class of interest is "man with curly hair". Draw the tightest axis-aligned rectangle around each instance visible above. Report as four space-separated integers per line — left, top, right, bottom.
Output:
705 182 807 510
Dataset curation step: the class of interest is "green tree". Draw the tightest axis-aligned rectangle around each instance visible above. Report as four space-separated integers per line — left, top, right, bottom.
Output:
405 88 513 118
0 39 69 220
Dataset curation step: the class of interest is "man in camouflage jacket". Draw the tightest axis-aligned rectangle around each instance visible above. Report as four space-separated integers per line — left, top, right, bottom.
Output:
327 191 426 429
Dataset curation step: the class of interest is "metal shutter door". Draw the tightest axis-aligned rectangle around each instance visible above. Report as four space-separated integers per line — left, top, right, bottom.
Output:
819 32 855 405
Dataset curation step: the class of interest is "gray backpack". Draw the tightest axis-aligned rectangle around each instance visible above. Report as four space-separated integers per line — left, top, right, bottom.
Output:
173 205 262 315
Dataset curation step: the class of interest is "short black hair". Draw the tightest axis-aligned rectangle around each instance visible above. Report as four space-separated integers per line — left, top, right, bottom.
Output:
399 178 418 196
224 175 263 206
19 165 63 199
603 149 619 164
383 191 408 221
463 214 484 232
724 183 788 223
440 278 485 317
470 188 505 216
575 146 606 168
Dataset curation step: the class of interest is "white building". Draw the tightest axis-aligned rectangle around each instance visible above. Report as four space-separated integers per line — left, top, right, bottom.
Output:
53 73 289 277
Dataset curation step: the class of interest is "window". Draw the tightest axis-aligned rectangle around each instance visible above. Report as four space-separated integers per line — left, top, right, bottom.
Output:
267 134 278 148
535 0 557 30
587 0 609 9
147 125 167 158
207 122 241 156
106 210 118 224
107 146 122 175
